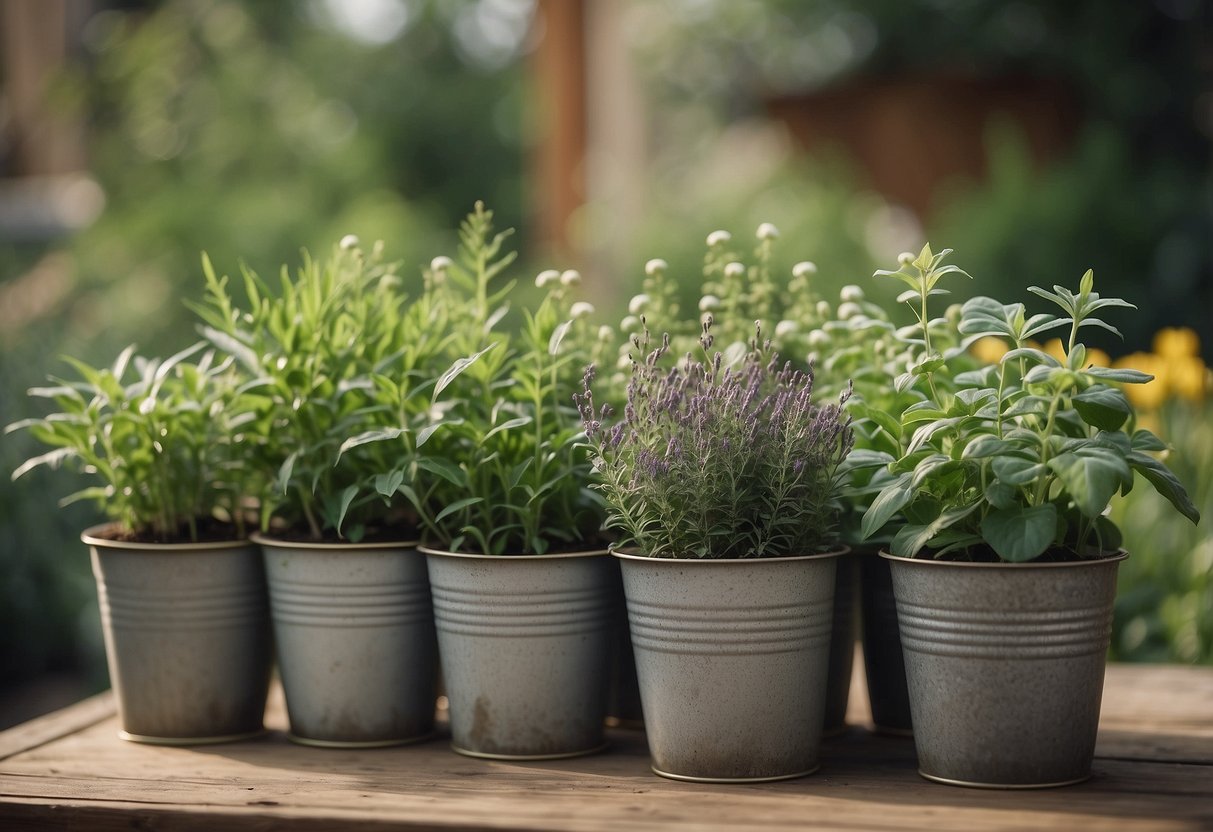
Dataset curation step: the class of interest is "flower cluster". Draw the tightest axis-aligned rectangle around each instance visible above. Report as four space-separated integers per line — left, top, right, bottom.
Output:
578 319 853 559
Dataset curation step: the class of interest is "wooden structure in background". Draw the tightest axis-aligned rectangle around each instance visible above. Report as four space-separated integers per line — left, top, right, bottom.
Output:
531 0 588 256
2 657 1210 830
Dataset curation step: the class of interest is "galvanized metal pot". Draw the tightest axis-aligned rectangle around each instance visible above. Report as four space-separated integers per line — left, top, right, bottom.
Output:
83 525 272 745
256 535 437 747
616 549 843 783
859 552 912 735
884 551 1127 788
421 547 615 760
822 554 858 735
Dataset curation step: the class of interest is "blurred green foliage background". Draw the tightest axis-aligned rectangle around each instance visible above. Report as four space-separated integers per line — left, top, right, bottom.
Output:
0 0 1208 722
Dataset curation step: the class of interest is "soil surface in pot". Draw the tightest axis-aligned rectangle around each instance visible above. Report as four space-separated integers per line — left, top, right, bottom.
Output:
96 518 244 545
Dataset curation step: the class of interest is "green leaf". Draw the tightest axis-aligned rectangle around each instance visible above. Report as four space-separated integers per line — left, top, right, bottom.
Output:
335 485 359 535
417 419 457 448
374 470 405 498
337 428 406 460
482 416 533 443
277 450 300 494
436 496 484 525
415 457 466 488
1126 451 1200 524
1072 386 1131 432
860 475 914 540
548 319 574 356
433 343 497 403
11 447 75 480
992 456 1044 486
1047 450 1132 518
984 481 1018 510
1084 366 1153 384
891 503 980 558
981 504 1058 562
58 485 113 508
1130 430 1166 452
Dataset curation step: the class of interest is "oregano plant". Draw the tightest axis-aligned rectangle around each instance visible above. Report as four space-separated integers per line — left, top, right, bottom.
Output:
858 245 1200 562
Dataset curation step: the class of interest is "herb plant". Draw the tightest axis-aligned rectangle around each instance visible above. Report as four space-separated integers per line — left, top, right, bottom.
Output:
859 246 1200 562
7 344 254 542
193 239 455 542
399 203 605 554
579 319 854 559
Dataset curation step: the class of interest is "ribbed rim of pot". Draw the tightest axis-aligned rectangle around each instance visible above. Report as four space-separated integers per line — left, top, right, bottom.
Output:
249 532 419 550
81 523 253 552
612 545 850 564
878 549 1128 569
418 545 611 561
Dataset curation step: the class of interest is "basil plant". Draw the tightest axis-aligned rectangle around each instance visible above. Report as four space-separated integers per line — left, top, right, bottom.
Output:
856 245 1200 562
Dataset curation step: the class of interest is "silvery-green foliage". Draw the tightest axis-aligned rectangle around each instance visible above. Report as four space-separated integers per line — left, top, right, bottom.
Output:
8 344 255 541
580 320 854 559
399 203 605 554
193 240 455 541
859 246 1200 562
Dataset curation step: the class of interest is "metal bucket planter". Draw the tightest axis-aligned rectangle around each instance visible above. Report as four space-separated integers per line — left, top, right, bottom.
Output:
822 554 858 735
255 535 437 747
617 549 843 783
84 525 272 745
884 551 1127 788
859 552 912 735
421 547 615 760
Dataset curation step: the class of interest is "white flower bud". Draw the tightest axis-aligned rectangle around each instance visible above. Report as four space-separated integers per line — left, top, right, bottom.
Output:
706 230 732 247
617 353 632 369
724 261 746 279
840 285 865 303
570 302 595 319
838 302 862 320
945 303 963 322
808 329 830 348
628 294 650 315
898 251 915 266
560 269 582 287
644 258 668 276
756 222 780 241
597 325 614 342
815 300 832 319
698 294 721 312
340 234 360 250
792 261 817 279
430 255 453 272
535 269 560 288
620 315 641 331
775 320 799 338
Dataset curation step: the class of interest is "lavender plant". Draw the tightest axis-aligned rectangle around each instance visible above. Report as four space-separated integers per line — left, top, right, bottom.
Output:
579 320 854 559
7 344 256 542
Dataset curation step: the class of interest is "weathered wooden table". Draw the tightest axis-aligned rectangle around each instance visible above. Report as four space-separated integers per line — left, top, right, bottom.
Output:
2 658 1210 831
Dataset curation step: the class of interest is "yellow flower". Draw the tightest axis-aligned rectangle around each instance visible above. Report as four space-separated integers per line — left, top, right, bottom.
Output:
1085 348 1111 368
1169 356 1208 402
1153 327 1200 360
971 337 1008 364
1115 352 1167 410
1042 338 1067 363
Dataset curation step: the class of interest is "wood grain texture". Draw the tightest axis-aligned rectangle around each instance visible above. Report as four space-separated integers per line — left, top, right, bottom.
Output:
0 662 1210 832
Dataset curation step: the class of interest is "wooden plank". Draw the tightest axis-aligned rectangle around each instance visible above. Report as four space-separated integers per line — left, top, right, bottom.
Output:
0 692 114 761
1 666 1209 831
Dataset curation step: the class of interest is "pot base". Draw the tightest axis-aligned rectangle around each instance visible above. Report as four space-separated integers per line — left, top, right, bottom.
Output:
118 728 267 746
652 764 820 784
288 730 437 749
450 740 609 761
919 770 1091 789
604 717 644 731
